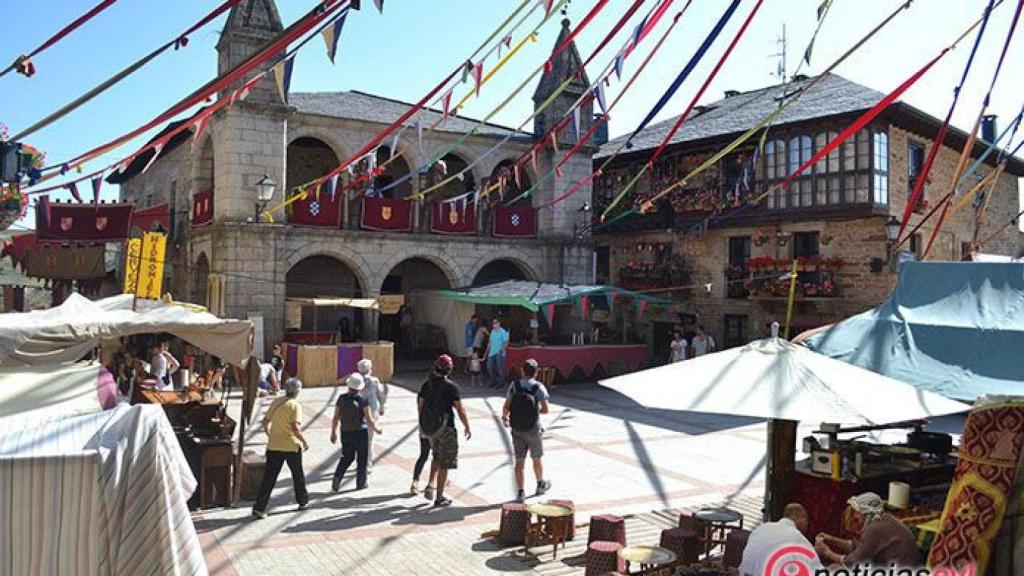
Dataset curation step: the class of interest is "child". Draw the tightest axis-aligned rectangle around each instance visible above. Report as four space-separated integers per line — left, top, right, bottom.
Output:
469 352 483 386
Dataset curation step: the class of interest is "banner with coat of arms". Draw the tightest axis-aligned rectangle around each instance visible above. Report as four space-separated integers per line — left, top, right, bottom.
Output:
191 189 214 227
289 188 342 227
430 199 476 235
492 206 536 238
36 202 133 242
360 197 412 232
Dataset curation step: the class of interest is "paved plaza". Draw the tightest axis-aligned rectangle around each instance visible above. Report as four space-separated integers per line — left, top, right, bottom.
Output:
195 369 774 575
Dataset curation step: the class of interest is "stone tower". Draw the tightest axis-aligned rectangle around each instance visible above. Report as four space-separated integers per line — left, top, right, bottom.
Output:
531 19 595 241
210 0 288 221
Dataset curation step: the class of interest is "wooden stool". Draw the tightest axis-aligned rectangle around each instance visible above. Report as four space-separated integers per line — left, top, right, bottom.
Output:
547 499 575 540
659 527 701 565
588 514 626 546
585 541 625 575
723 528 751 569
499 502 530 545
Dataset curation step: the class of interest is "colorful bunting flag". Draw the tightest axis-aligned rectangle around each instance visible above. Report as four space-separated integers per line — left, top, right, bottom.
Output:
66 182 82 203
372 0 384 13
543 0 554 16
571 107 581 140
540 303 555 326
593 84 607 115
578 295 590 316
614 48 625 80
91 176 102 204
142 142 165 174
637 299 648 318
441 89 453 120
605 292 614 313
321 7 349 63
472 62 483 96
273 57 295 104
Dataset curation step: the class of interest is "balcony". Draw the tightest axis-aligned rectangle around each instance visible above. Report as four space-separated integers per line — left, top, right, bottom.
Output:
617 256 692 296
741 256 846 300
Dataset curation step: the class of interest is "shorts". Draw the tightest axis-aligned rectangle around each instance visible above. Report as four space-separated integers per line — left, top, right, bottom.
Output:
511 428 544 460
429 426 459 470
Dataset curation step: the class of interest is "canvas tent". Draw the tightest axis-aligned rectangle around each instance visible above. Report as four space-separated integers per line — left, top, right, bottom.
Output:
0 362 117 419
801 262 1024 401
435 280 672 311
0 292 254 367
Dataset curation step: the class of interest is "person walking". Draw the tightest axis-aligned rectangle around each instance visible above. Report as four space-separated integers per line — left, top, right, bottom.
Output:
330 373 382 492
356 358 388 473
252 378 309 519
502 359 551 503
691 324 716 357
485 318 509 388
417 354 472 506
669 331 688 363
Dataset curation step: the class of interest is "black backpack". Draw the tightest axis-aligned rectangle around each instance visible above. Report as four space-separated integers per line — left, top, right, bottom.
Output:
337 393 364 431
418 379 450 439
509 381 539 431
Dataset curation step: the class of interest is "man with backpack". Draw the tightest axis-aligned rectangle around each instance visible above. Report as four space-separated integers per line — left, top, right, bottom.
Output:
418 354 472 507
330 373 383 492
501 358 551 503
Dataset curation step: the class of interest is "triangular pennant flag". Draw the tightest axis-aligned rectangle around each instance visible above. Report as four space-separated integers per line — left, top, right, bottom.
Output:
531 148 538 173
543 0 554 15
571 107 581 141
513 164 521 189
817 0 830 20
441 89 453 120
322 8 348 63
322 174 336 199
191 115 211 152
273 57 295 104
593 85 608 115
461 60 473 84
803 41 815 65
633 15 649 48
614 49 625 80
550 131 559 153
544 60 553 74
372 0 384 13
540 303 555 326
91 176 102 204
577 295 590 316
142 142 165 174
66 182 82 203
473 62 483 97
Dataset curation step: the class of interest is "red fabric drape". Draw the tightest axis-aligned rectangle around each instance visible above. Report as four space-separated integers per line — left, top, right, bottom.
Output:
35 203 133 242
360 197 412 232
492 206 536 238
430 201 477 235
192 189 213 227
289 190 342 227
130 203 170 234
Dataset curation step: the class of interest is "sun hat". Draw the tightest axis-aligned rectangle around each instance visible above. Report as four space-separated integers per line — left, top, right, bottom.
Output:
345 373 365 391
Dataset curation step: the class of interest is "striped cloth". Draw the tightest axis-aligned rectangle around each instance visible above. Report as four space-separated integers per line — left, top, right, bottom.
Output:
0 403 207 575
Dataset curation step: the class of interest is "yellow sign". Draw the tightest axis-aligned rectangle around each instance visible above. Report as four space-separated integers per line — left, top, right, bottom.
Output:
136 232 167 300
123 238 142 294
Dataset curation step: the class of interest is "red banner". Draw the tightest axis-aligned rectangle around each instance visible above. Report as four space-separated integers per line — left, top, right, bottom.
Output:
192 189 213 227
430 200 476 235
360 197 412 232
492 206 536 238
130 203 170 235
36 202 133 242
289 189 342 227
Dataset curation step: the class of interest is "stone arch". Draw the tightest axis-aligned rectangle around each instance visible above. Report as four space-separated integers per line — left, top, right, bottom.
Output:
373 145 415 199
285 253 366 338
193 135 215 193
282 242 373 296
469 255 539 286
489 158 533 206
191 251 210 306
286 136 341 192
427 150 479 200
373 249 463 294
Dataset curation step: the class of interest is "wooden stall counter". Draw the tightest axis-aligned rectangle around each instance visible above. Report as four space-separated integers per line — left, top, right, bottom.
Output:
283 341 394 387
506 343 647 382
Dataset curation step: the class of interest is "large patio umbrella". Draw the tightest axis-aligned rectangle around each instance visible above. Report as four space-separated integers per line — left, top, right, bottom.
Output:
599 324 970 518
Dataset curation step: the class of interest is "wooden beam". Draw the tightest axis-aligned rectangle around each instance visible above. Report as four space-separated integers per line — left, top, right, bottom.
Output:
765 418 798 521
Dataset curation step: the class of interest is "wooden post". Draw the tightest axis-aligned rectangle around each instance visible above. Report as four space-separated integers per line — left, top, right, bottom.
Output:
765 418 798 521
231 363 254 506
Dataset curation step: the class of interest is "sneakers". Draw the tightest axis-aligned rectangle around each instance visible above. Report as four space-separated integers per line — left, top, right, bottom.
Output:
423 485 435 501
252 510 268 520
515 490 526 504
297 503 309 511
536 479 551 495
410 481 421 495
331 475 342 492
434 497 453 507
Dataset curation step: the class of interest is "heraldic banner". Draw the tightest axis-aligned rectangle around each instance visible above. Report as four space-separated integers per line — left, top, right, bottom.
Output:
290 189 342 227
37 202 134 242
192 189 214 227
361 197 412 232
430 200 476 235
492 206 536 238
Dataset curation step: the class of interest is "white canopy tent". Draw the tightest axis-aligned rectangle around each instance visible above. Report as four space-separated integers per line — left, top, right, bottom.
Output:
600 327 970 519
0 362 117 420
0 292 254 367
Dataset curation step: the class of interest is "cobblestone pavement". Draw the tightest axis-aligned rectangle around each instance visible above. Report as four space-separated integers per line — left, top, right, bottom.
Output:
195 369 773 575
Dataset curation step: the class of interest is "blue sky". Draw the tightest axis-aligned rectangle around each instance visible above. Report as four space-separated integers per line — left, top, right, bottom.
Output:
2 0 1022 230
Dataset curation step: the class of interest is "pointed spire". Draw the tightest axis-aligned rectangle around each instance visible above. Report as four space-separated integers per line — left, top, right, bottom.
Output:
532 18 593 145
217 0 285 105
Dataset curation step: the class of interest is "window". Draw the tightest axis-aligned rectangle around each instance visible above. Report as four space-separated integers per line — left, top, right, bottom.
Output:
814 131 841 205
788 136 813 207
724 314 749 349
872 131 888 205
909 233 922 258
908 141 925 192
793 231 820 258
765 140 786 209
727 237 751 299
728 236 751 268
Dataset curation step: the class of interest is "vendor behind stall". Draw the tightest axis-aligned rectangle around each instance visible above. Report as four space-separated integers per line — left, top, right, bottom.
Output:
815 492 922 567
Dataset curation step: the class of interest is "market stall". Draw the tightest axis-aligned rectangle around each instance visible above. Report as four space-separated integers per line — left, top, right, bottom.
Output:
435 281 671 381
600 324 969 535
282 297 396 385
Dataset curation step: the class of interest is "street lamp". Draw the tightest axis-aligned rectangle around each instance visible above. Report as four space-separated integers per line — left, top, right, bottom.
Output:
254 174 276 222
872 216 902 273
573 201 591 239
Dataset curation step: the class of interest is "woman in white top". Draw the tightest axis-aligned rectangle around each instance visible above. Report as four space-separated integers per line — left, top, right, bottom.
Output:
150 342 180 391
356 358 388 472
669 331 688 363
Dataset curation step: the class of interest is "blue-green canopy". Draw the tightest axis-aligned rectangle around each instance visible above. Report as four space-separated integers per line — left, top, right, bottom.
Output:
434 280 672 312
801 262 1024 401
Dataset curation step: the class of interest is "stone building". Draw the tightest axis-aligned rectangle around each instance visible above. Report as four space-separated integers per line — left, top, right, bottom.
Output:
593 73 1024 357
111 0 595 353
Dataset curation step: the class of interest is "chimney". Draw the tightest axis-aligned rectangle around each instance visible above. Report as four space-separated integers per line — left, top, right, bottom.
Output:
724 90 740 98
981 115 998 143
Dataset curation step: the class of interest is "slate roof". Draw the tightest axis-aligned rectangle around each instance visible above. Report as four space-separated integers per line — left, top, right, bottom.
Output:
289 90 532 141
597 73 882 158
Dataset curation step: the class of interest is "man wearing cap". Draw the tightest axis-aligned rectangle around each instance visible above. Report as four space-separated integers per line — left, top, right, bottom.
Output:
501 358 551 503
331 373 383 492
253 378 310 519
815 492 922 567
356 358 388 473
417 354 472 507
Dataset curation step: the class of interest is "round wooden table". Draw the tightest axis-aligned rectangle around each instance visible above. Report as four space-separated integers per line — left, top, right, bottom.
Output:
619 545 678 572
526 503 574 559
694 507 744 559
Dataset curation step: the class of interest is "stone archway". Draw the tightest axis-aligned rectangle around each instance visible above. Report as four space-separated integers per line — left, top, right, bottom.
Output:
194 137 215 193
490 158 532 205
379 257 455 356
287 136 340 191
285 255 364 340
373 145 415 199
472 258 532 286
428 152 476 199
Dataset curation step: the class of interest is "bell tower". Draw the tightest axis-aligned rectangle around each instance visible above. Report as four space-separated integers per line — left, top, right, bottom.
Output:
216 0 285 106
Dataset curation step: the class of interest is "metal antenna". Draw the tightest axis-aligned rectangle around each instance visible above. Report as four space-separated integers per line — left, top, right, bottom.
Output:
768 23 787 82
